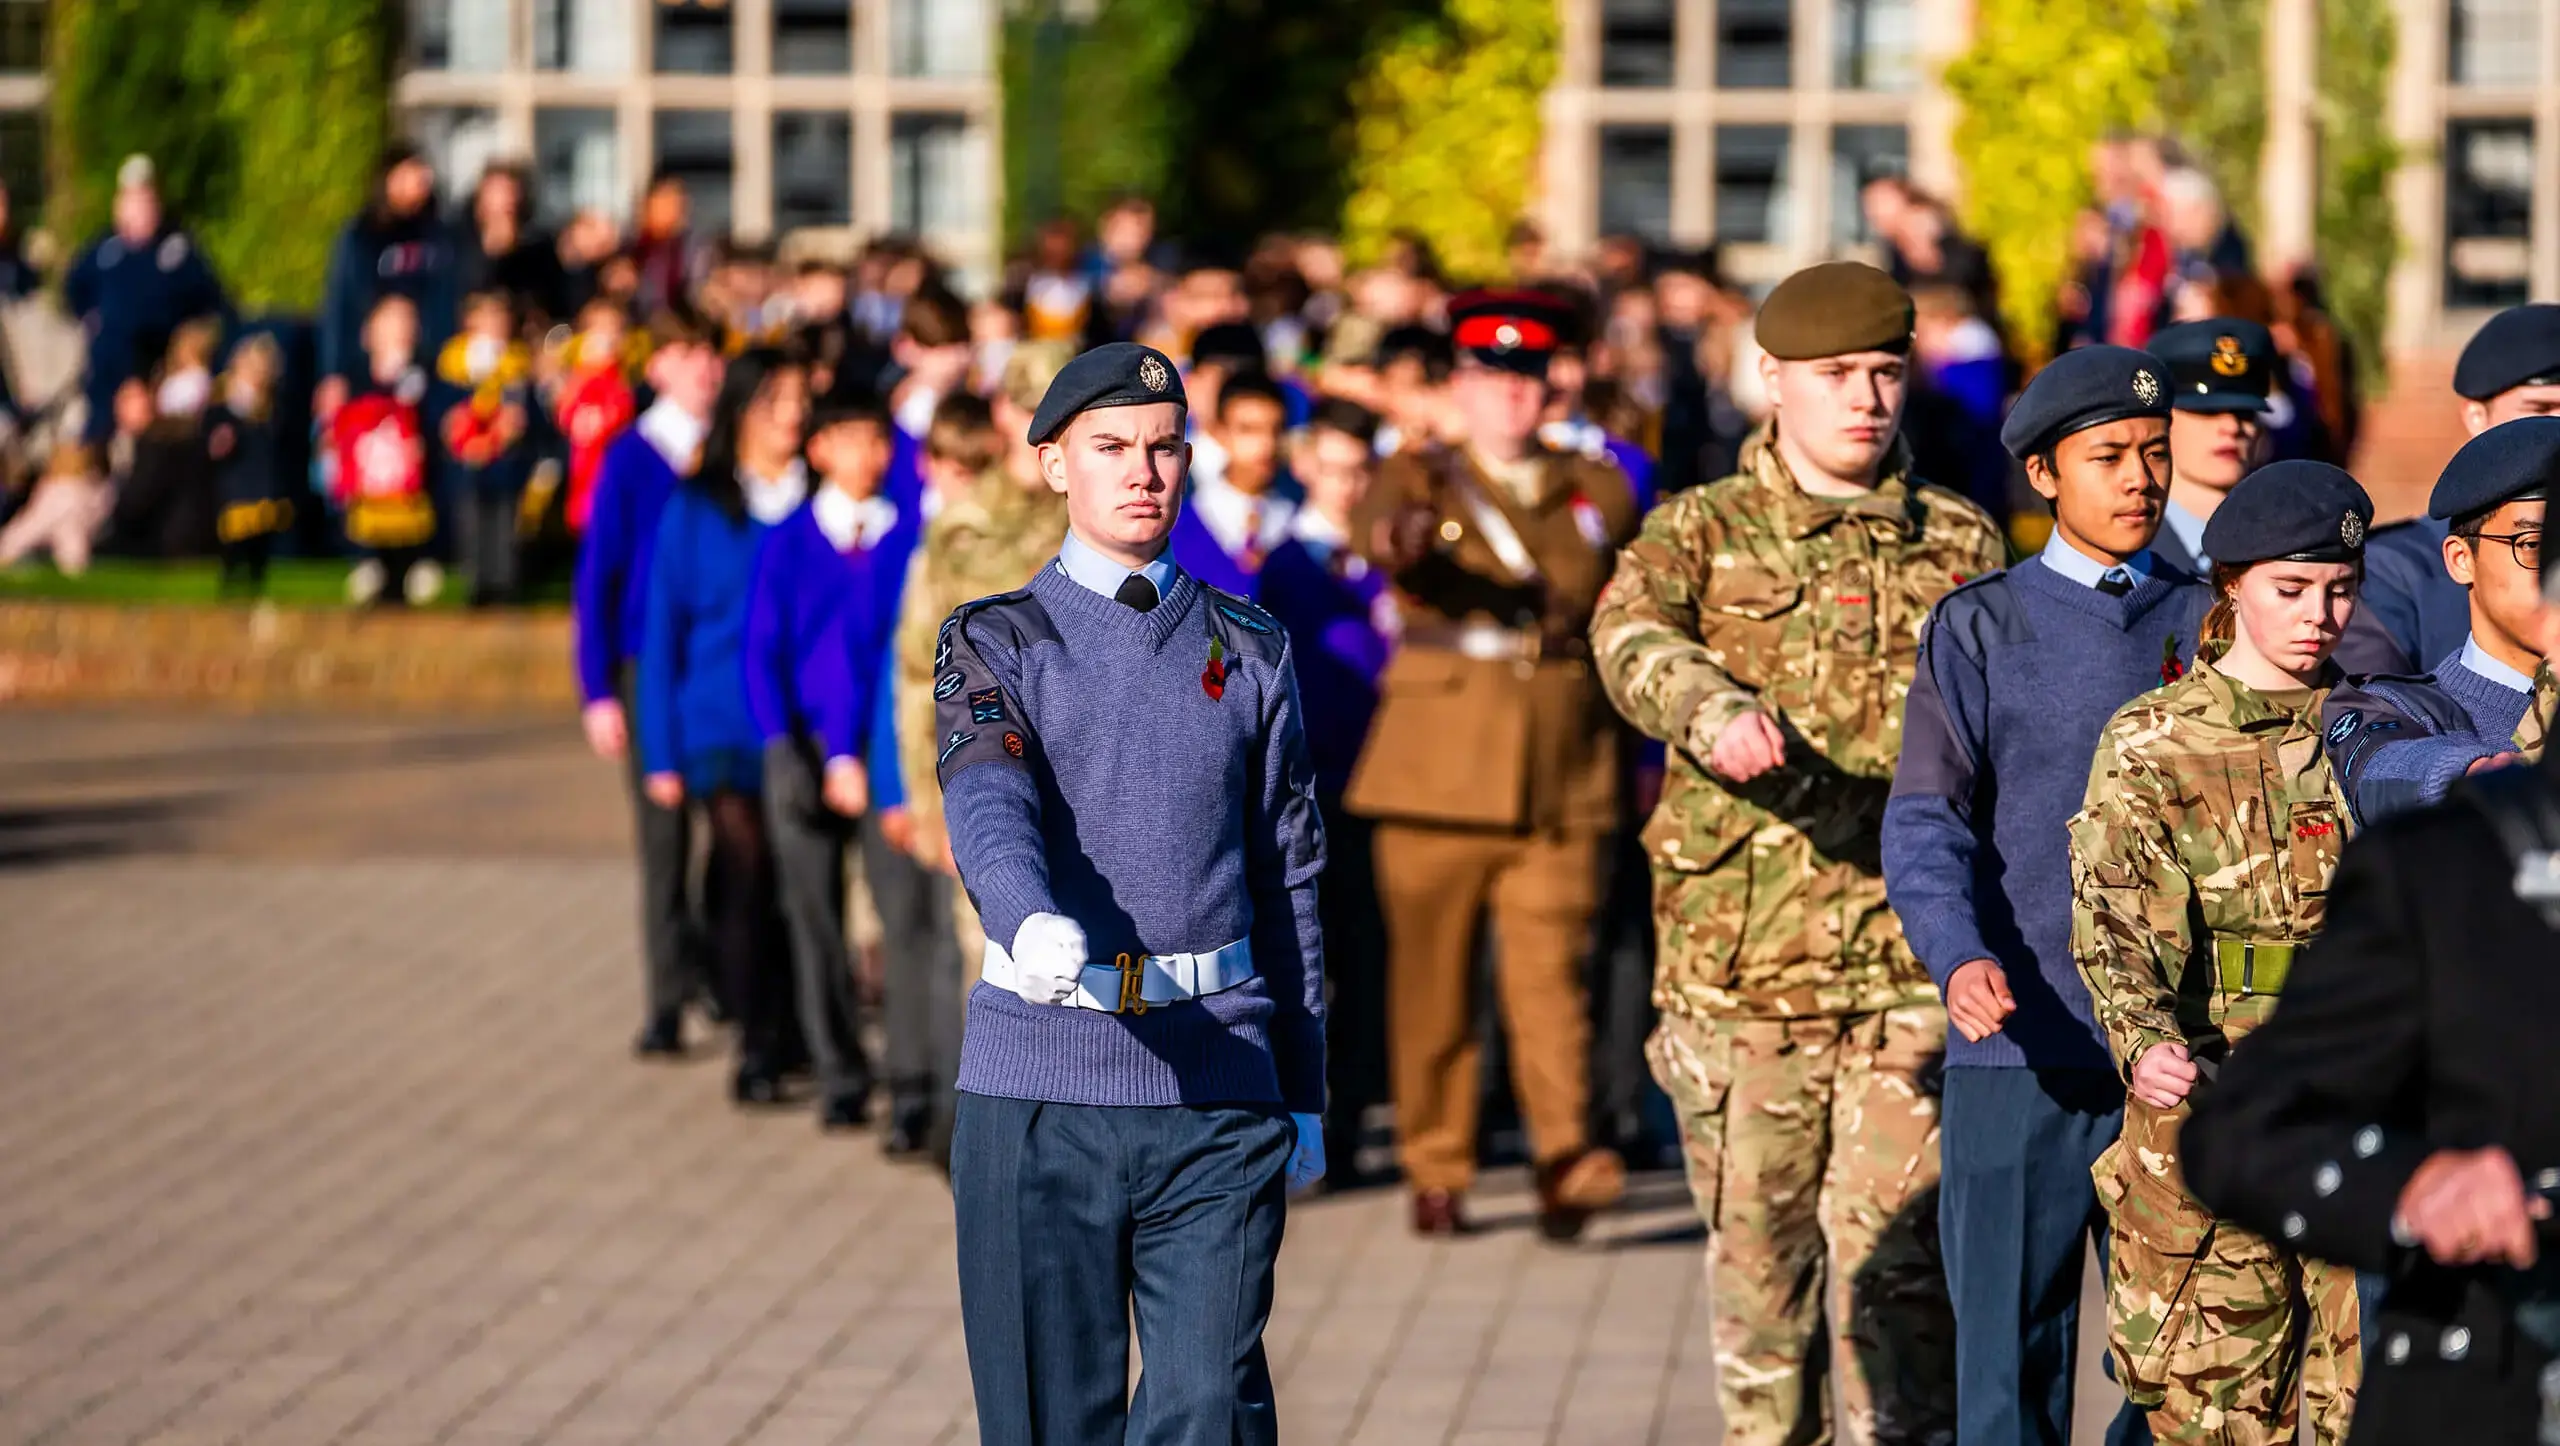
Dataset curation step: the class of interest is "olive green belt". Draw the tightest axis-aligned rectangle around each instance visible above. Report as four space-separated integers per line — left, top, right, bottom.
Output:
2213 939 2298 998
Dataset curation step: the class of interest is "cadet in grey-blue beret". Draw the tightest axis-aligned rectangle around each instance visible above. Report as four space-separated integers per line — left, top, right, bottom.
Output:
2148 319 2276 414
2429 412 2559 522
2201 460 2373 566
2453 303 2560 402
1026 341 1189 445
2000 344 2172 458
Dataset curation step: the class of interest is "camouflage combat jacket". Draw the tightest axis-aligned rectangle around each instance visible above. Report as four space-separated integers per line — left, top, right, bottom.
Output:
2524 662 2556 759
2069 656 2353 1240
894 466 1069 865
1590 428 2004 1020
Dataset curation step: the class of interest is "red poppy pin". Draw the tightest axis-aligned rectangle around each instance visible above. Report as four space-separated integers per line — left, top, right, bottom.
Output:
1202 636 1228 701
2160 635 2186 685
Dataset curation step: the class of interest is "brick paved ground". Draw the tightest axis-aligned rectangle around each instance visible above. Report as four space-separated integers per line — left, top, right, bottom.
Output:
0 709 2124 1445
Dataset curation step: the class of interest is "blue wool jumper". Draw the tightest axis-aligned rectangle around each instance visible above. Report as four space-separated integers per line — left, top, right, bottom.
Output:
744 500 900 767
573 422 686 704
1883 549 2211 1070
941 554 1329 1115
638 484 775 781
2327 639 2534 821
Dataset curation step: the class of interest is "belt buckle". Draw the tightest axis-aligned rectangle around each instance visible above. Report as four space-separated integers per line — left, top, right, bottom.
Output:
1114 952 1148 1016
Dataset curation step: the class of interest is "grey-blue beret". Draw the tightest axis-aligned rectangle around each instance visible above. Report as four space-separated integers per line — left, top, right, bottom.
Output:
1026 342 1189 445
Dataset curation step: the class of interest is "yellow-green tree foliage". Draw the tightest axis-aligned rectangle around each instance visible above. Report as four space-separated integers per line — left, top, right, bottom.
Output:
2158 0 2265 242
1945 0 2189 363
2318 0 2400 395
1340 0 1556 283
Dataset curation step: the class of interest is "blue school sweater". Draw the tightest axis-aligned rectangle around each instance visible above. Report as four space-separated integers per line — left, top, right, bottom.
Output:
572 428 683 704
1882 553 2211 1071
2326 640 2532 822
744 502 893 764
941 559 1328 1113
638 485 772 779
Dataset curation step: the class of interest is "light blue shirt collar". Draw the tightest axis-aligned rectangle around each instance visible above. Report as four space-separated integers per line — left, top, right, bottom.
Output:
2039 531 2155 591
2161 499 2211 570
2457 635 2538 695
1056 528 1180 601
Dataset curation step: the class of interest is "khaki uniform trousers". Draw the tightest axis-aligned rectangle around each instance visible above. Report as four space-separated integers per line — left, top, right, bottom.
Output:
1375 823 1601 1194
1649 1005 1958 1446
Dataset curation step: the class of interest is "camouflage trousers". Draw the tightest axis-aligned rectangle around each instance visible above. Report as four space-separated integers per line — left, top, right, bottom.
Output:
2098 1099 2362 1444
1648 1005 1957 1446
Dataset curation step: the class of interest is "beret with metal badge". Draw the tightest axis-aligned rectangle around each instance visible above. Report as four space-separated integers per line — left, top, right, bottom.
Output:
1025 341 1189 445
2148 318 2276 414
2453 303 2560 401
1999 344 2171 459
2428 412 2560 522
1755 260 1913 361
2201 459 2374 567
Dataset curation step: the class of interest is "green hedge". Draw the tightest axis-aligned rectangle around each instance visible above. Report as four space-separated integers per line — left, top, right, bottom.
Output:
50 0 389 312
2316 0 2400 396
1339 0 1555 282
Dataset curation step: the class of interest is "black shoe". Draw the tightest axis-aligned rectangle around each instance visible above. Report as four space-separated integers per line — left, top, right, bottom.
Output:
633 1015 685 1059
731 1068 786 1108
820 1093 870 1131
881 1112 928 1158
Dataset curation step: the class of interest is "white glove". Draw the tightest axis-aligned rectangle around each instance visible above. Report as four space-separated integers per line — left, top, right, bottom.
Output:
1008 913 1088 1006
1285 1112 1326 1193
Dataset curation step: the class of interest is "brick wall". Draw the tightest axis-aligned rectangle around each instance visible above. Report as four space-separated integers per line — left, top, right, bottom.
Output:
2351 349 2467 522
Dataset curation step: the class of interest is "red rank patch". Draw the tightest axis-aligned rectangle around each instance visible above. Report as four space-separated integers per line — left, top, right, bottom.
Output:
2295 819 2335 839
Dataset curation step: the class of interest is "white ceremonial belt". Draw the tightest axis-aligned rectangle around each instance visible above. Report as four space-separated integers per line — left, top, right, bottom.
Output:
981 935 1257 1014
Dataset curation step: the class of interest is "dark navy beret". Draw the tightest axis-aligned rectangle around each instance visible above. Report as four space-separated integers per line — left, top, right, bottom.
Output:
2453 303 2560 400
2428 413 2560 521
1026 342 1189 445
2201 460 2374 566
2147 318 2275 414
1999 344 2171 459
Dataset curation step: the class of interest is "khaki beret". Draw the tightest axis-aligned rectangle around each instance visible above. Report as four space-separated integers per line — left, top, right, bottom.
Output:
1754 261 1914 361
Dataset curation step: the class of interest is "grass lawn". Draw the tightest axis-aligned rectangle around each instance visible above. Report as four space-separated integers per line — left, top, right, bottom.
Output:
0 557 571 610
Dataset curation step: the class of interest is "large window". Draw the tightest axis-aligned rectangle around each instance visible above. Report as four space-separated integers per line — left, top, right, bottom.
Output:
1715 126 1794 244
2450 0 2539 87
1597 126 1674 242
1831 125 1908 246
1600 0 1675 88
891 114 982 236
2446 119 2535 310
407 107 502 205
656 110 735 235
1834 0 1916 90
0 112 40 214
413 0 509 73
536 0 629 74
0 0 43 74
655 0 733 76
776 0 852 75
1717 0 1792 89
775 112 853 231
892 0 988 78
535 109 619 226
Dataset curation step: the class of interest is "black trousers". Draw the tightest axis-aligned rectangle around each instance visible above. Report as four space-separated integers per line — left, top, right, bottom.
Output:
953 1094 1293 1446
1315 795 1388 1163
457 486 522 603
865 808 963 1118
618 667 698 1025
763 738 874 1108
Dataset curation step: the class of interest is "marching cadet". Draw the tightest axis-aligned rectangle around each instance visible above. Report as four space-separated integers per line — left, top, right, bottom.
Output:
2325 417 2556 822
2144 318 2276 577
1591 261 2002 1444
1347 289 1641 1241
2180 549 2560 1446
1884 343 2198 1446
2339 303 2560 676
2069 461 2374 1445
940 342 1325 1445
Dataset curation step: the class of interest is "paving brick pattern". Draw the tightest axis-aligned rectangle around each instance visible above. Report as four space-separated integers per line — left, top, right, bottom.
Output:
0 710 2125 1444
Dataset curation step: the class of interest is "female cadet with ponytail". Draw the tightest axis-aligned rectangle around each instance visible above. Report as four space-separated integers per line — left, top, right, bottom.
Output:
2067 460 2372 1444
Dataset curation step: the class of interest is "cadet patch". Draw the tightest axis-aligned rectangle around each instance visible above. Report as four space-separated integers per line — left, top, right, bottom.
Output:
1002 732 1025 758
934 635 952 671
1213 601 1274 634
938 730 975 767
2326 710 2362 747
933 671 965 701
968 687 1007 724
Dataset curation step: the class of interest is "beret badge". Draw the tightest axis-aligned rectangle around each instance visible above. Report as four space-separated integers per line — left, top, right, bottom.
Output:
2341 510 2367 549
1138 354 1171 393
2132 368 2162 405
1493 322 1522 351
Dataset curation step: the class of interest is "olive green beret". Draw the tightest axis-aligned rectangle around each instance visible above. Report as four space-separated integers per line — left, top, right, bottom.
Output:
1754 261 1915 361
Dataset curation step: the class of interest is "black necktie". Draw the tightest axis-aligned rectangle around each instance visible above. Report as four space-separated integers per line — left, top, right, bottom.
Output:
2096 569 2134 597
1114 573 1160 613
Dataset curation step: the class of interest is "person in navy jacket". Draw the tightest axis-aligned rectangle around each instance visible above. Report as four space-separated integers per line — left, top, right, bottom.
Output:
63 155 232 446
317 144 460 406
746 394 910 1131
1168 372 1298 596
640 349 814 1106
576 312 726 1057
1254 396 1393 1175
1884 345 2206 1446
